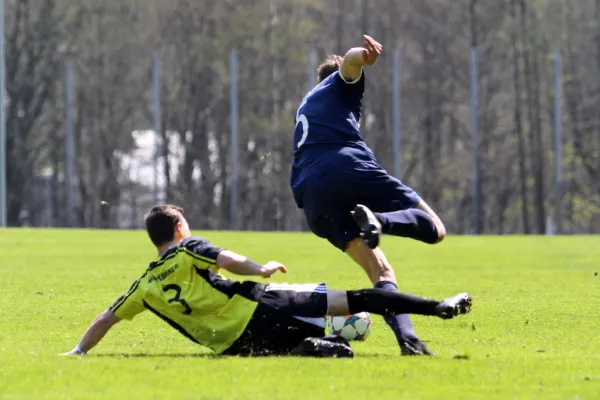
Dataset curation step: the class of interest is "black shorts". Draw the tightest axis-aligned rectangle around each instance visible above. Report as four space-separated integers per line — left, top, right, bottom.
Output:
299 166 422 251
223 283 328 356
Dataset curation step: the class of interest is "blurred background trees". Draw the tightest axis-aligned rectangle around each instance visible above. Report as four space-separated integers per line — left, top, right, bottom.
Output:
4 0 599 233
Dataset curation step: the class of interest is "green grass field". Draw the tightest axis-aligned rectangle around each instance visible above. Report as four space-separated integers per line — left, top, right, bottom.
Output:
1 229 599 399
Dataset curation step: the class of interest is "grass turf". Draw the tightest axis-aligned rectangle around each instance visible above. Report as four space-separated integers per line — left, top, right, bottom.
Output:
0 229 599 399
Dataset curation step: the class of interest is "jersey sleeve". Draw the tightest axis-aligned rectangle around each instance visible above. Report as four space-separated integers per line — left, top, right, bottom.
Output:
338 68 364 85
108 278 146 320
335 69 365 99
181 236 224 267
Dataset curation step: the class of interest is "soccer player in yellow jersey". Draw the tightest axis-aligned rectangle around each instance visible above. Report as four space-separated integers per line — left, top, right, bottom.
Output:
62 205 472 358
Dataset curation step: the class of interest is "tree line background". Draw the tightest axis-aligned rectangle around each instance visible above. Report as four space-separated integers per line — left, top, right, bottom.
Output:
4 0 600 233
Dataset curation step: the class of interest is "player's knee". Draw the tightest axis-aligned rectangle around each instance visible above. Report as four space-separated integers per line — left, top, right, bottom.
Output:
435 224 447 243
413 210 441 245
428 221 446 244
424 225 445 245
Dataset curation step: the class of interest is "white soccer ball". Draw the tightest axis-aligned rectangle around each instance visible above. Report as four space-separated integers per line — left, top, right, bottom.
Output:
327 312 372 341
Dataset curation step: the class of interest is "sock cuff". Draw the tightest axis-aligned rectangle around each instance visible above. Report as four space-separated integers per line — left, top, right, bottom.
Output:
346 290 361 315
374 280 398 290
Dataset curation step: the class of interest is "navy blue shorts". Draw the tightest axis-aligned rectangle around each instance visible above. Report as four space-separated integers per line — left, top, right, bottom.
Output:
299 167 422 251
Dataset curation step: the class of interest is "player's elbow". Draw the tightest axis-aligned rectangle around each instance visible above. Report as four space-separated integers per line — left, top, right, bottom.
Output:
432 224 446 244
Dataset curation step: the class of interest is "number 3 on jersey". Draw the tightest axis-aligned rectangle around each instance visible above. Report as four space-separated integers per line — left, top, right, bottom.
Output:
163 284 192 315
296 114 309 148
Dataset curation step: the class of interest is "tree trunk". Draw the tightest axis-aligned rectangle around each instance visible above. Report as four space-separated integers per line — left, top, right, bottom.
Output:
511 0 531 234
520 0 539 234
531 47 546 234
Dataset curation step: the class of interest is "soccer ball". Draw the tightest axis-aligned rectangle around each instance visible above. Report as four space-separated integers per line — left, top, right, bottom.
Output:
327 312 372 341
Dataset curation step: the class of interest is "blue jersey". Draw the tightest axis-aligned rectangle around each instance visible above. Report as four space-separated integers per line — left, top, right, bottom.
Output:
290 70 378 204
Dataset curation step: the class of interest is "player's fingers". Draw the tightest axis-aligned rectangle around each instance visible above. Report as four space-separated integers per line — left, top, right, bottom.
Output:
364 43 376 59
370 42 381 56
365 37 376 54
368 40 381 54
365 36 378 51
279 266 287 273
366 36 382 53
368 35 382 48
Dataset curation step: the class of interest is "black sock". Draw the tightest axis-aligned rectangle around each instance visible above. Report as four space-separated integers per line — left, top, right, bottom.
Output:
374 281 419 341
374 209 438 244
347 287 439 317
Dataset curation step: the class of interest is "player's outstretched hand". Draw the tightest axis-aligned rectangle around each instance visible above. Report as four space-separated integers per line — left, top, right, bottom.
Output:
260 261 287 278
362 35 382 65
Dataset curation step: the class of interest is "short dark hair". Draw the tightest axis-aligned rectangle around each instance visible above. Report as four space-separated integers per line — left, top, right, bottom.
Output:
317 55 343 83
144 205 184 246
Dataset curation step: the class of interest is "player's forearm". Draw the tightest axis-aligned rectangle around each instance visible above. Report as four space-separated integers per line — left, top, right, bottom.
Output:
75 311 120 353
344 48 367 67
340 48 366 82
217 250 263 276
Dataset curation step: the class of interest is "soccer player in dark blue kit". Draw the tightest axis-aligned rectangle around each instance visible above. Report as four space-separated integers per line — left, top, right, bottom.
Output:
291 35 447 356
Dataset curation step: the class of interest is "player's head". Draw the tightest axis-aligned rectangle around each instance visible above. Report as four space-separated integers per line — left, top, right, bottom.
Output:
144 204 191 247
317 55 343 83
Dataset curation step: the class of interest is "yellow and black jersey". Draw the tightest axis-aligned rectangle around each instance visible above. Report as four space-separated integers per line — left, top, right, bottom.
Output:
108 236 263 354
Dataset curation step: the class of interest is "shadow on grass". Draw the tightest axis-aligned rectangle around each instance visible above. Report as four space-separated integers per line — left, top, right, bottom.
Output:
94 352 399 360
95 353 218 359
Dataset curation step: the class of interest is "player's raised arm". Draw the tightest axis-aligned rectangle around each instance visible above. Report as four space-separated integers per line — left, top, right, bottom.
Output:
340 35 382 82
216 250 287 278
61 311 121 356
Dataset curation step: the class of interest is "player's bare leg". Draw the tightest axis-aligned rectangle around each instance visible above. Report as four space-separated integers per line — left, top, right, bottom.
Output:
345 239 394 283
349 202 450 355
345 239 436 356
